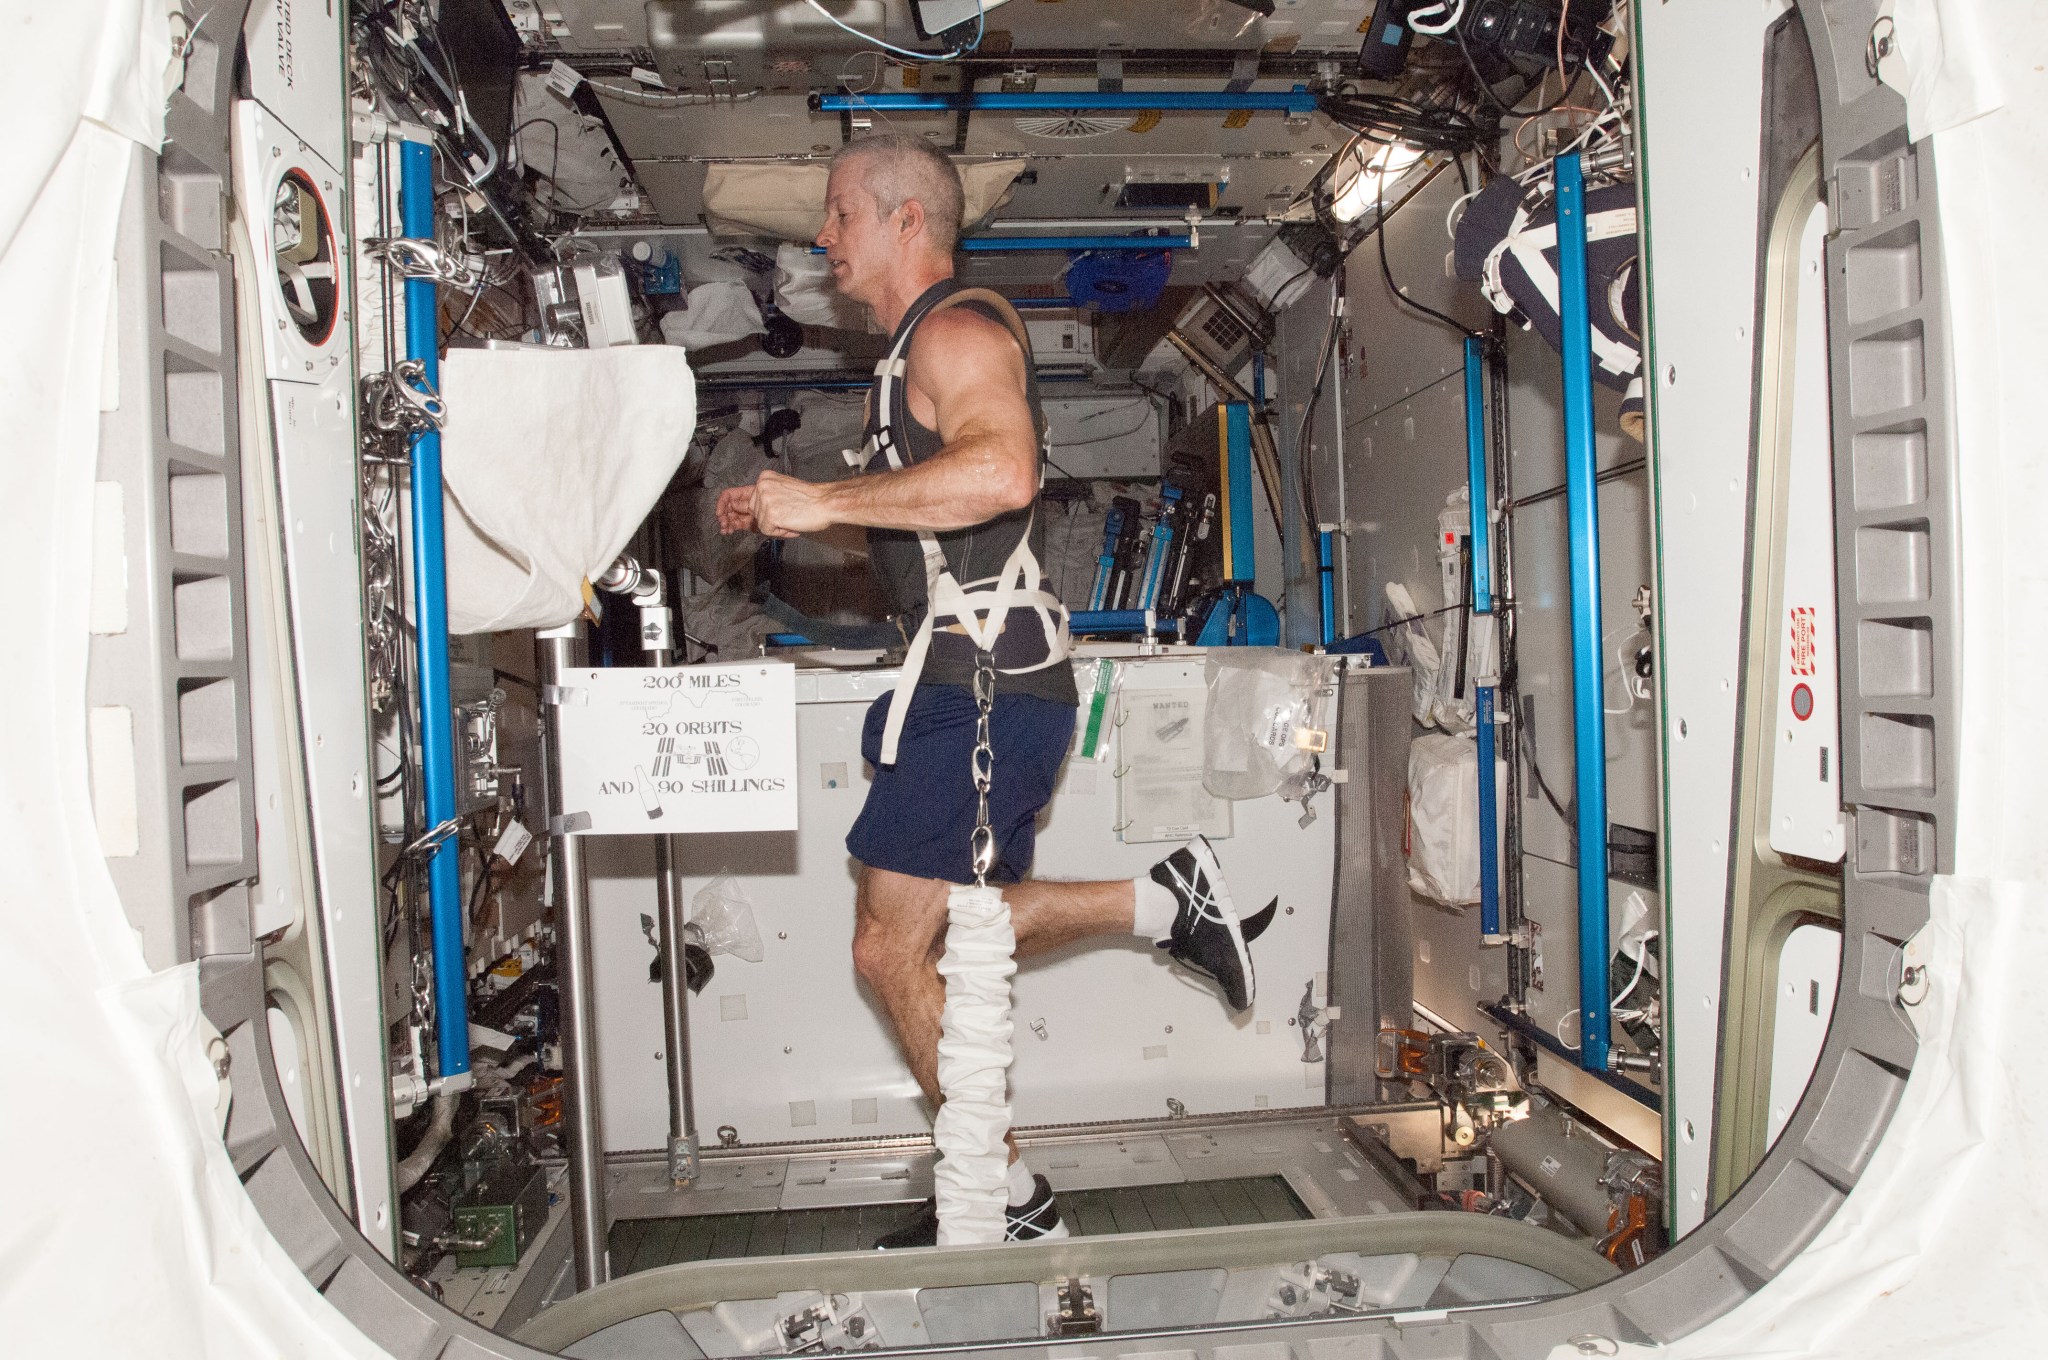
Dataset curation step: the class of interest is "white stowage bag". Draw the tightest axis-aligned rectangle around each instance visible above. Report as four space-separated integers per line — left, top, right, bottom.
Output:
931 884 1017 1246
438 345 696 634
1203 647 1340 802
1407 731 1507 906
657 279 764 350
773 242 873 331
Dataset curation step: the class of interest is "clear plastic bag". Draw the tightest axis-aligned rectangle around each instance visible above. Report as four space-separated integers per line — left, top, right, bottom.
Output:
1202 649 1339 802
688 873 764 963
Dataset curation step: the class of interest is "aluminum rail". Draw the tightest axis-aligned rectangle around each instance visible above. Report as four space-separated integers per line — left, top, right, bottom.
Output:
1555 153 1612 1073
399 141 470 1082
538 625 610 1288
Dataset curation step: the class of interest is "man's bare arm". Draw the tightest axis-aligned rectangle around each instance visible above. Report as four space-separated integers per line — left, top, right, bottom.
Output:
736 309 1037 538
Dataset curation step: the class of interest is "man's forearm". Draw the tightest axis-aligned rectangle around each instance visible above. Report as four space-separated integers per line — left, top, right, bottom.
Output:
822 435 1033 531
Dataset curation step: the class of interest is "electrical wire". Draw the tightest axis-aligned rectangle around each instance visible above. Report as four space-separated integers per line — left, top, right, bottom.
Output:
802 0 985 62
1409 0 1467 36
1317 88 1494 156
1375 172 1483 339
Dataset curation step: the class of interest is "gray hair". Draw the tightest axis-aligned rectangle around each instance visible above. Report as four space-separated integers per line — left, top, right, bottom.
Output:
831 133 965 255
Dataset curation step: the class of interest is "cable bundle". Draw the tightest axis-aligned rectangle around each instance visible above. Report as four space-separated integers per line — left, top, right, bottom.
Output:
1316 89 1495 156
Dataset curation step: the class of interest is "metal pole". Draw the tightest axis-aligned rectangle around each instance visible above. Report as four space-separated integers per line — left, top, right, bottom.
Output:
654 833 700 1186
1465 337 1502 943
1330 291 1353 636
1556 154 1612 1073
642 641 701 1186
1489 331 1531 1009
399 140 470 1083
538 624 609 1287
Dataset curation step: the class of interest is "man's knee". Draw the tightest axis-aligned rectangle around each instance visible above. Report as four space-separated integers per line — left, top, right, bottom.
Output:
851 866 944 988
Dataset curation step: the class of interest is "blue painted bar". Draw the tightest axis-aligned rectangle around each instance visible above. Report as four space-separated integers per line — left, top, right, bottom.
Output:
809 235 1189 255
1464 336 1502 941
1317 529 1337 646
1475 686 1501 939
1556 153 1611 1073
1222 403 1255 584
815 88 1319 115
765 633 814 647
1069 609 1152 634
1463 338 1492 614
401 141 470 1081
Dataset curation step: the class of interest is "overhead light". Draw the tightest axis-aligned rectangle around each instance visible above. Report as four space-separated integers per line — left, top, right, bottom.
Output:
1328 142 1426 223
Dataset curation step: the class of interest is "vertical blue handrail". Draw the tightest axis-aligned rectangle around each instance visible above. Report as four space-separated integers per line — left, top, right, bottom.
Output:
401 140 470 1081
1317 529 1337 646
1465 337 1502 943
1556 154 1611 1073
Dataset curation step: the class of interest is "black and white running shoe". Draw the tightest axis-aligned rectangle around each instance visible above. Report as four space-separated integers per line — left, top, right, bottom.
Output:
873 1175 1071 1249
1151 835 1276 1013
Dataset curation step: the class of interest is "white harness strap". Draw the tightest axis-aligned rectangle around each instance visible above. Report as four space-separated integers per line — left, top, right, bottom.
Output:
867 288 1073 765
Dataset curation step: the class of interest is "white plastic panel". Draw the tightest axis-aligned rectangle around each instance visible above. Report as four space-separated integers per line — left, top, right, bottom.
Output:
591 658 1337 1151
1764 922 1840 1148
1636 0 1774 1234
1767 202 1846 862
243 0 348 170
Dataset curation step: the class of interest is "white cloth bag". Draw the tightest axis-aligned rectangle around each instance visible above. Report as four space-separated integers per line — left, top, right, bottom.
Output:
438 345 695 634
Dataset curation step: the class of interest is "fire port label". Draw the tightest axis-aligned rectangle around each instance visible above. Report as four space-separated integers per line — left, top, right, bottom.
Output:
1788 606 1817 677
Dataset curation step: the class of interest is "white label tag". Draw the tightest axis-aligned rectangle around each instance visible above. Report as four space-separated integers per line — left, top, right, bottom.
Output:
629 66 666 88
493 820 534 865
545 59 585 100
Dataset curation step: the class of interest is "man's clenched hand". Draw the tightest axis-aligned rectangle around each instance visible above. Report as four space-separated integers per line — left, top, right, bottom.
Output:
715 470 836 539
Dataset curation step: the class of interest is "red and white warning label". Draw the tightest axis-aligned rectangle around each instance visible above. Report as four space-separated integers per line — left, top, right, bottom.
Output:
1788 606 1817 677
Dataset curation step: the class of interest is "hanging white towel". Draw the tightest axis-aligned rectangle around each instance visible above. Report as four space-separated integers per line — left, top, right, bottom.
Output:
438 345 696 634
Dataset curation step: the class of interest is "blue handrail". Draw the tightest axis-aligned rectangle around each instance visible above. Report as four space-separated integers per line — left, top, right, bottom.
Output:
1465 337 1502 943
1557 153 1611 1074
401 141 470 1081
813 88 1320 116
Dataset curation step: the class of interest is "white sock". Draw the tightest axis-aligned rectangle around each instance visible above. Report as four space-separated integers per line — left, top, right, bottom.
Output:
1006 1155 1037 1205
1132 875 1178 943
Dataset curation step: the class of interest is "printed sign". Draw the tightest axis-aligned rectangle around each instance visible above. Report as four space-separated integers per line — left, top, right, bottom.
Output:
1787 605 1817 677
553 663 797 835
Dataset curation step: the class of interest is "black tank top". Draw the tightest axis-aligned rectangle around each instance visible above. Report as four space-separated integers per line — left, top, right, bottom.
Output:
863 280 1077 705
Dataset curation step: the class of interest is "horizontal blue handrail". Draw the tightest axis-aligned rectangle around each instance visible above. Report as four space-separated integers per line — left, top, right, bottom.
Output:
814 88 1318 115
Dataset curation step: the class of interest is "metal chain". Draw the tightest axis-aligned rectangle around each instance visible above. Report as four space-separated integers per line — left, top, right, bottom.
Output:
969 653 998 887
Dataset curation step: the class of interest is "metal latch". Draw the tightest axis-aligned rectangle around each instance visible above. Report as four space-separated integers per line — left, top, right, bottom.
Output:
1049 1278 1100 1336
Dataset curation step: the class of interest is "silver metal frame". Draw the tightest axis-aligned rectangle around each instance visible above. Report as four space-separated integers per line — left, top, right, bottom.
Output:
172 0 1960 1351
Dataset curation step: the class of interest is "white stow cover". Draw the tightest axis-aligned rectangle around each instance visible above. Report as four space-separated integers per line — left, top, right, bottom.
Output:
864 289 1072 764
438 344 695 633
932 883 1018 1245
1 2 379 1354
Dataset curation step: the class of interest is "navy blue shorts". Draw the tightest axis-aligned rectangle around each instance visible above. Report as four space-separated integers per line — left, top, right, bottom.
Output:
847 685 1077 886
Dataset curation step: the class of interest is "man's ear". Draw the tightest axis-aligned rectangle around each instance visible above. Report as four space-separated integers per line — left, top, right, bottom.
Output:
896 197 926 246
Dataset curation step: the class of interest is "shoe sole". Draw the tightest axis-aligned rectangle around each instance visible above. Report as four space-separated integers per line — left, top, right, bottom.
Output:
1187 835 1254 1010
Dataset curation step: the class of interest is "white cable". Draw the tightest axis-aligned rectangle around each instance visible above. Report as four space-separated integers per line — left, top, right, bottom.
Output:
931 882 1016 1244
585 80 764 107
1408 0 1465 36
1611 930 1655 1012
802 0 984 63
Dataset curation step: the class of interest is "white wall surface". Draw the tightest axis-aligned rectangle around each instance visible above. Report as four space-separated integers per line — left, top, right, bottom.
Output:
590 660 1338 1151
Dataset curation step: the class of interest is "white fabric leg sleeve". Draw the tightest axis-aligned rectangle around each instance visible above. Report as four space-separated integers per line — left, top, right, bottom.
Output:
932 883 1018 1246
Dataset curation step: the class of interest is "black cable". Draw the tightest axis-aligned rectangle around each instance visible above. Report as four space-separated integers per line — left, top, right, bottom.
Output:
1375 172 1483 339
1316 89 1494 155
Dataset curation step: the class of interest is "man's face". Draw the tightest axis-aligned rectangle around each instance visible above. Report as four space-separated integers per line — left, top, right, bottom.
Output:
816 163 899 306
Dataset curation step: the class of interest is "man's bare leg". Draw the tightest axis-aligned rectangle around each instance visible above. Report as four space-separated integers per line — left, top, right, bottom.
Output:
852 866 1136 1162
